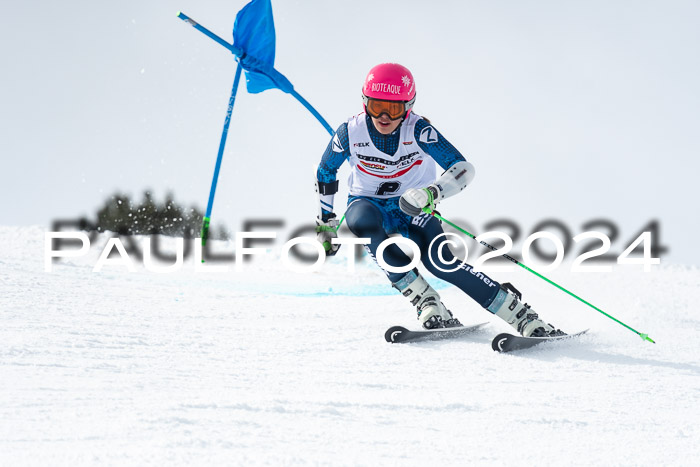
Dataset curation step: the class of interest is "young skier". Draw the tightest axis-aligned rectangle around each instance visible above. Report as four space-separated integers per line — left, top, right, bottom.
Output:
315 63 564 337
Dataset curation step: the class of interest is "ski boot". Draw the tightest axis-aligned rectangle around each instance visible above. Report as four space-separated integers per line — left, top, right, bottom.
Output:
393 270 461 330
487 282 565 337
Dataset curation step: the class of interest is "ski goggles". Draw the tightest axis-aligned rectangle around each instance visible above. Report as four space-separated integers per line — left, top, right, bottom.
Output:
362 95 415 120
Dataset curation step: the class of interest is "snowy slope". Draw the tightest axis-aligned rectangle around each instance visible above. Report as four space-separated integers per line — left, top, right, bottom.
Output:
1 227 699 465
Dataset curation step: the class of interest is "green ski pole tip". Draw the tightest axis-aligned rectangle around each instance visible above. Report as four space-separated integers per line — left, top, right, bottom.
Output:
640 333 656 344
323 241 332 251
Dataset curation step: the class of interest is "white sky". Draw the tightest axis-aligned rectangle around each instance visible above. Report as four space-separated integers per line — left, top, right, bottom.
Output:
1 0 699 265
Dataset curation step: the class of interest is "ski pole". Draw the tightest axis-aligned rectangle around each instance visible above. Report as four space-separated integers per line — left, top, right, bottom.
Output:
424 208 655 344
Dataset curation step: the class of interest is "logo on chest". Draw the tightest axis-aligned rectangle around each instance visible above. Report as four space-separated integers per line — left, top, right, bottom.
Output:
396 152 419 169
356 151 422 178
360 161 387 171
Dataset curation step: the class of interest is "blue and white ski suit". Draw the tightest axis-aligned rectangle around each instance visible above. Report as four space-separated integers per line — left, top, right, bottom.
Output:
317 113 499 308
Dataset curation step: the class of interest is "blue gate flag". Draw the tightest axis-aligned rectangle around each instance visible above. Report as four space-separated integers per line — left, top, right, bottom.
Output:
177 6 331 133
176 1 334 250
233 0 277 94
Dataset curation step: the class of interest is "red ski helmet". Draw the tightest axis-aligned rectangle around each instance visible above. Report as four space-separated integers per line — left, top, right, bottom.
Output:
362 63 416 120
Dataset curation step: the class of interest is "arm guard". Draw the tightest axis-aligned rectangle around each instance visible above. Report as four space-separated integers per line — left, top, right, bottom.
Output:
430 160 475 202
315 179 339 221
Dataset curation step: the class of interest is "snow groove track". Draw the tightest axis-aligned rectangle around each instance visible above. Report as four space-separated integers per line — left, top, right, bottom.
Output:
1 228 699 465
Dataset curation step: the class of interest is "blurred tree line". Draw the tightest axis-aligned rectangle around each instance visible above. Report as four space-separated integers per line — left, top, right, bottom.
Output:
94 191 230 239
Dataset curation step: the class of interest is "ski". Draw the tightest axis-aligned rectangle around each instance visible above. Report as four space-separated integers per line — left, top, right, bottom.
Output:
491 330 589 353
385 322 488 343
